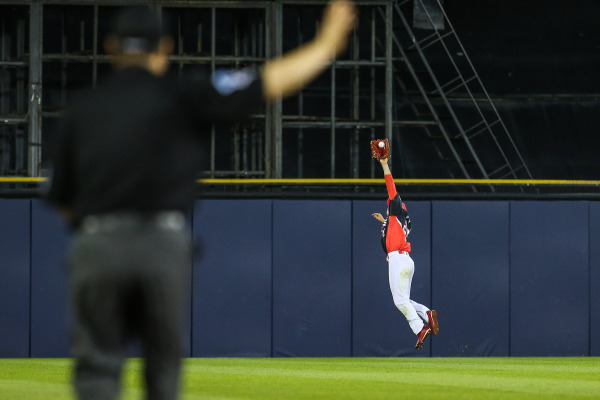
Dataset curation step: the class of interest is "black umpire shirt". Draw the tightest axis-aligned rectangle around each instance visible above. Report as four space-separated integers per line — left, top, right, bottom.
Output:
47 66 263 227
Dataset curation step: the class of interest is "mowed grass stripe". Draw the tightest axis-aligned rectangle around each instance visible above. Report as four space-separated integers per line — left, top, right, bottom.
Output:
182 358 600 400
0 358 599 400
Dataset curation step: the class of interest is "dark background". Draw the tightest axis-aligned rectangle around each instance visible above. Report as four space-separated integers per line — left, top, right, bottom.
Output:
38 1 600 181
3 0 599 187
444 0 600 179
277 0 600 180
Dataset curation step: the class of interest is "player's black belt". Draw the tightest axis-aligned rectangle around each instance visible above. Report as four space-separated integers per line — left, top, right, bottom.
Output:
79 211 185 234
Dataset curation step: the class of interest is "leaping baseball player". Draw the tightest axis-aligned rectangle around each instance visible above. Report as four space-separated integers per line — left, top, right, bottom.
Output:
371 143 439 350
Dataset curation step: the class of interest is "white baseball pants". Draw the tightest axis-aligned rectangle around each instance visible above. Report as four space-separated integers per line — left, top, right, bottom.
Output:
387 251 430 335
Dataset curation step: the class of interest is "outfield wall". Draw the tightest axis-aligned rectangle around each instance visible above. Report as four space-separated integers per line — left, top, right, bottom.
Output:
0 199 598 358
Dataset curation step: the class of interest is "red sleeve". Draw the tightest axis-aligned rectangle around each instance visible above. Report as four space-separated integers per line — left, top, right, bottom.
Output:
384 174 397 201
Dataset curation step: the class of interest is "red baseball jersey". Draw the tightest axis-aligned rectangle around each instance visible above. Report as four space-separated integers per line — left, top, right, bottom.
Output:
380 174 412 254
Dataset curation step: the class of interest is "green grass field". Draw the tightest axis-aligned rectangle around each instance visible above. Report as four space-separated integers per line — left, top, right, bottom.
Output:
1 357 599 400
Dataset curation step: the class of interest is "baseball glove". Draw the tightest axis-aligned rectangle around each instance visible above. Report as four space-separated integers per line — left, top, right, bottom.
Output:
370 138 390 161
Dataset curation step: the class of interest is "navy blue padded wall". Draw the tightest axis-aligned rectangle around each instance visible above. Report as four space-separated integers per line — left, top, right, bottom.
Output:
510 201 589 356
589 202 599 356
192 200 272 356
0 199 30 357
352 200 432 356
272 200 351 357
432 201 510 356
30 200 71 357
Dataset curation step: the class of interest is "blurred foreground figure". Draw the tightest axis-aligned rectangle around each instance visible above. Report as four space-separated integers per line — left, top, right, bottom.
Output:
47 3 356 399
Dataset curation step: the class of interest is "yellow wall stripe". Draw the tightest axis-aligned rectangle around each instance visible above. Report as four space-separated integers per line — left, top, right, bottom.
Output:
2 177 600 186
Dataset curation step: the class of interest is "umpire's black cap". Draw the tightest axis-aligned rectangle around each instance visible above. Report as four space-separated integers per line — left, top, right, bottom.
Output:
110 6 164 54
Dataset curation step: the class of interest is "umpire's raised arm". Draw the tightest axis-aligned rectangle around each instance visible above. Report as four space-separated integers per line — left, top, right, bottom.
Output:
261 0 357 99
186 0 356 124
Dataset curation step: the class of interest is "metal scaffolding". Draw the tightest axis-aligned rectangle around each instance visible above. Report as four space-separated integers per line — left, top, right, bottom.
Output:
0 0 399 180
0 0 531 191
391 0 532 181
0 3 28 176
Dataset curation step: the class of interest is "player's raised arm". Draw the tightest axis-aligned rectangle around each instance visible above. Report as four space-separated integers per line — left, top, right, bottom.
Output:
379 158 398 200
380 157 391 175
261 0 356 100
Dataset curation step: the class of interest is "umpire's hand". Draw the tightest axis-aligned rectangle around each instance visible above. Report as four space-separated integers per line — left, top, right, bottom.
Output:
318 0 358 58
261 0 356 99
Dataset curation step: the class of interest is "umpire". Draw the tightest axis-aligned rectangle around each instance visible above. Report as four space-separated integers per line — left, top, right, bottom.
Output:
47 3 356 400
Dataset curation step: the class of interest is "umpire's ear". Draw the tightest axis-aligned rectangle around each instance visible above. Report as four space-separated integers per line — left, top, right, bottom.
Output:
104 34 120 55
148 37 174 76
157 37 174 56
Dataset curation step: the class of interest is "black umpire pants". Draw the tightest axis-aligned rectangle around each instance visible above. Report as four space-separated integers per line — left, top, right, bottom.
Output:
67 213 191 400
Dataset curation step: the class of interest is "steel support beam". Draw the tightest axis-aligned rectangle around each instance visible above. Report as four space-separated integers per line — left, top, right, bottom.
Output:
385 3 393 156
210 7 216 177
13 1 271 6
28 0 42 177
330 63 336 178
265 1 282 178
0 0 387 4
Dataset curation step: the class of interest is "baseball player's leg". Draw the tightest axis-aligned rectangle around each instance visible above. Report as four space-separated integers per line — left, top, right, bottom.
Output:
409 300 430 324
405 268 439 335
408 299 438 335
388 252 424 334
399 257 429 323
